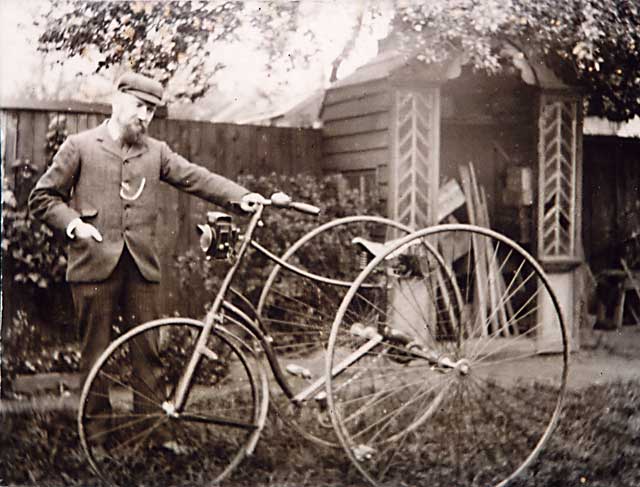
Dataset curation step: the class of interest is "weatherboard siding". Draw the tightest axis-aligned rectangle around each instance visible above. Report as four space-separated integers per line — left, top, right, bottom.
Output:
321 81 392 186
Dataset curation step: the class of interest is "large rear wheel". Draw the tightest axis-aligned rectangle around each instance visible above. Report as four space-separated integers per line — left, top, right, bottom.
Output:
326 224 569 486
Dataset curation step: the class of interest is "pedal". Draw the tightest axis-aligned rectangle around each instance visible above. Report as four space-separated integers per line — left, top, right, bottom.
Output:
350 322 380 339
314 390 327 408
285 364 312 379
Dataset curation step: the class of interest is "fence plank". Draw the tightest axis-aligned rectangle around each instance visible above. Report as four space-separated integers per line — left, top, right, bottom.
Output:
174 121 193 260
32 111 48 173
16 110 35 164
77 113 89 133
155 118 181 315
227 124 246 178
238 124 256 176
220 124 237 177
304 128 323 174
66 113 79 135
255 126 274 175
213 125 229 174
269 127 289 174
281 128 294 174
291 128 307 173
199 120 220 173
188 122 206 252
87 113 103 129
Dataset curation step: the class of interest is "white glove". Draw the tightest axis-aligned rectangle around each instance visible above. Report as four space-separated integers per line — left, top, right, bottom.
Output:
239 192 268 213
67 218 103 242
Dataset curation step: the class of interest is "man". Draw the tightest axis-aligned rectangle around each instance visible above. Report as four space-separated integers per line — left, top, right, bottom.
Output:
29 72 265 438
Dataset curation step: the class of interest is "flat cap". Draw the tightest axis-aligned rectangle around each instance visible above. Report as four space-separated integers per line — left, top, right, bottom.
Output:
116 72 164 106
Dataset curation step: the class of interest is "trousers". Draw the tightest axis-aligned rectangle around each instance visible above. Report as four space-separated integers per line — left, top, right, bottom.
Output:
71 246 163 416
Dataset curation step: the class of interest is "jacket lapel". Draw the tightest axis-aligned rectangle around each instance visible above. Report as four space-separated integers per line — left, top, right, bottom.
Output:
95 121 125 159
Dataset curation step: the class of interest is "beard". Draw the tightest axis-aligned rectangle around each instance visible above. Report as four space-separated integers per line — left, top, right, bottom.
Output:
122 121 147 145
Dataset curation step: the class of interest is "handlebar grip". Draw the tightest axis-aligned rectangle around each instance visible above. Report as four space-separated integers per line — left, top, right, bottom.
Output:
289 201 321 215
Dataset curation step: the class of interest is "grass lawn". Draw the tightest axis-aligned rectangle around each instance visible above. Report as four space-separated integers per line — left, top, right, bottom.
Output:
1 380 639 487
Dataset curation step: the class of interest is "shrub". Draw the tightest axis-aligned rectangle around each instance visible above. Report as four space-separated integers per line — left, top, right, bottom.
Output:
1 309 81 391
1 178 67 290
174 171 384 311
1 115 74 382
1 113 69 293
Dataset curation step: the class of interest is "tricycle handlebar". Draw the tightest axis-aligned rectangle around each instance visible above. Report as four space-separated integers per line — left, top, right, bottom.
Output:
262 192 321 215
284 201 321 215
231 192 320 215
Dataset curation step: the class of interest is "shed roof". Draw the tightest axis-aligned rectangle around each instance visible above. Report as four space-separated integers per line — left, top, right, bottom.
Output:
331 50 413 88
271 46 583 128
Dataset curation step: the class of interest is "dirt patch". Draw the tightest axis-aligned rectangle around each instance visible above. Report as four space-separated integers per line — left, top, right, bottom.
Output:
569 324 640 389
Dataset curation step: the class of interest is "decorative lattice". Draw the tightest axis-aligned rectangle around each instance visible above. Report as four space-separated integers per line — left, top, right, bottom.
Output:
391 89 440 229
537 96 578 259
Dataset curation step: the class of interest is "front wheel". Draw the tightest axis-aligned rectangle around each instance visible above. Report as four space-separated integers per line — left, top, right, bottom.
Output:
326 224 569 486
78 317 267 486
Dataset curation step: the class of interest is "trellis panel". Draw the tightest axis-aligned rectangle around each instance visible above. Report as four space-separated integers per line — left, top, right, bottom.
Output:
389 88 440 229
537 94 580 260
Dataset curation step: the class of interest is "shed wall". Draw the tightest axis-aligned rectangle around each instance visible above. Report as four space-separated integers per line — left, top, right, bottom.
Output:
321 79 392 195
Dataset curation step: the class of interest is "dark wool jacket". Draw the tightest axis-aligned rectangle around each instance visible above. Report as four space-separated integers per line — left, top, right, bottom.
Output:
29 121 248 283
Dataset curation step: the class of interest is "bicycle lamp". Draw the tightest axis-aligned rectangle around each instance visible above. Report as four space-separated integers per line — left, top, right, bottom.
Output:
197 211 239 260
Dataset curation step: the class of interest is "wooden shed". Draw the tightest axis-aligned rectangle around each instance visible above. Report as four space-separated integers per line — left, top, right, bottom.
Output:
318 46 587 349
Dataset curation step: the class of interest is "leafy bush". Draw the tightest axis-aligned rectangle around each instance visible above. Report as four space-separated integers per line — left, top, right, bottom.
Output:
1 178 67 290
2 114 69 291
1 309 80 392
1 115 75 382
174 171 384 311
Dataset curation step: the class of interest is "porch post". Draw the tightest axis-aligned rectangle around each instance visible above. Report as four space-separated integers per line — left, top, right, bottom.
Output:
536 91 584 351
388 86 441 229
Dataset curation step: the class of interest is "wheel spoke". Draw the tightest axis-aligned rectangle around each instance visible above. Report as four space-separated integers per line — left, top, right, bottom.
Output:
178 412 259 430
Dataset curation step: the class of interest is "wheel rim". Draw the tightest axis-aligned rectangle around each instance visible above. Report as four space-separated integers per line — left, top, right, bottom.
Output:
256 216 413 447
78 318 264 486
326 224 569 486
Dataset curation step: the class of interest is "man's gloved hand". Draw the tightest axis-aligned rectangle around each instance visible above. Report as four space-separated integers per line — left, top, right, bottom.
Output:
239 192 268 213
67 218 103 242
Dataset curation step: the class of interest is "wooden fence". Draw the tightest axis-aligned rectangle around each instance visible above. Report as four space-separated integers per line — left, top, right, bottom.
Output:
1 100 322 331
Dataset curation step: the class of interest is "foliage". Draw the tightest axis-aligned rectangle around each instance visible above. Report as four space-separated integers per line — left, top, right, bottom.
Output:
36 0 640 121
37 0 309 102
2 114 69 291
1 178 67 290
1 310 80 385
394 0 640 121
45 114 70 162
175 172 383 312
1 115 74 382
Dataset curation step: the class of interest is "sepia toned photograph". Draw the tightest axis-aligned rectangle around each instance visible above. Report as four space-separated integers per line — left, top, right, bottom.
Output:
1 1 639 485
